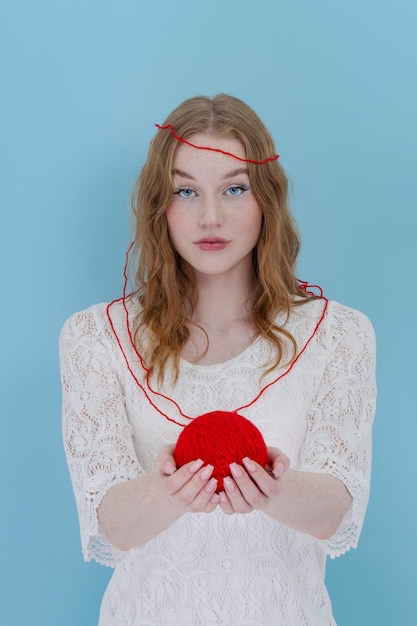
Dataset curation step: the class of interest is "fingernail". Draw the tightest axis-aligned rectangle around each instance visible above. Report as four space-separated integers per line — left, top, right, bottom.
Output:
164 460 176 475
205 478 217 493
219 491 228 503
273 462 285 478
230 463 242 478
242 457 256 472
189 459 204 473
224 477 235 491
201 464 214 480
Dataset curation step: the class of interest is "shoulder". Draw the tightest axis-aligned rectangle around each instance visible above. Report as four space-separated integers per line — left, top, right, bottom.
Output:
289 298 376 356
60 302 110 344
293 297 374 333
59 297 143 353
59 300 128 348
324 300 375 347
315 300 376 374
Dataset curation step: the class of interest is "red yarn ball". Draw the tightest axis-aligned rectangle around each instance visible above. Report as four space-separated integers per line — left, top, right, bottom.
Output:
174 411 268 492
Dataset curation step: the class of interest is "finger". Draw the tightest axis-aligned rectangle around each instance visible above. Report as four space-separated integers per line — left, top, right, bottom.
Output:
162 458 204 495
218 490 236 515
272 461 286 478
157 444 178 475
169 464 215 506
241 457 280 499
206 490 221 512
223 475 253 514
187 477 219 513
230 462 270 508
266 446 290 477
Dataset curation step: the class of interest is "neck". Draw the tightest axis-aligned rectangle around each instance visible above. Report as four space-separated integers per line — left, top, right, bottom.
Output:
192 272 256 330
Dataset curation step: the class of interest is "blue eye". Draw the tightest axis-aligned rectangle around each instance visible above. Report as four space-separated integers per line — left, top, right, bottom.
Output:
225 184 249 196
174 187 196 198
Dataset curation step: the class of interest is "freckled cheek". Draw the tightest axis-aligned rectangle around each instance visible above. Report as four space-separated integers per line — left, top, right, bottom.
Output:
252 215 263 237
165 210 183 238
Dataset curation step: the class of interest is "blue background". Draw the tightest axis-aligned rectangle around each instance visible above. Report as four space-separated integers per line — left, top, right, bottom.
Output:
1 1 416 624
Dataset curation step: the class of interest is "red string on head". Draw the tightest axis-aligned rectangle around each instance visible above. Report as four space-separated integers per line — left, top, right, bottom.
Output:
155 123 279 165
106 245 328 427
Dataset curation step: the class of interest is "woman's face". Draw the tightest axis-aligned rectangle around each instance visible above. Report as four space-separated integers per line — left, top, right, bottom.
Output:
165 133 262 284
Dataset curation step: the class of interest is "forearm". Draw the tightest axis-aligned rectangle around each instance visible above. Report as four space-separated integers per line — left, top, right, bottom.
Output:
98 456 219 551
221 455 352 540
97 473 181 550
264 468 352 539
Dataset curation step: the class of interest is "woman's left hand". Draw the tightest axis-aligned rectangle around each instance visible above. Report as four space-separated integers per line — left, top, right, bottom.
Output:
219 446 290 514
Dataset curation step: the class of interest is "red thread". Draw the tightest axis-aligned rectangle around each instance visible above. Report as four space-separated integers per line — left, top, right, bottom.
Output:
106 298 180 423
297 280 324 298
155 123 279 164
106 244 191 427
237 294 328 412
106 245 328 427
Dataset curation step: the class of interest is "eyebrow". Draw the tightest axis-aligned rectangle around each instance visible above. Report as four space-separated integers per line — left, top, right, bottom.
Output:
172 167 249 181
172 168 195 180
222 167 249 179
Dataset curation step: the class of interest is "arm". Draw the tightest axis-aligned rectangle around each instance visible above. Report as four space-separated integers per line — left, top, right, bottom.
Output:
97 449 220 550
219 306 376 546
61 309 220 559
154 446 349 540
219 456 351 540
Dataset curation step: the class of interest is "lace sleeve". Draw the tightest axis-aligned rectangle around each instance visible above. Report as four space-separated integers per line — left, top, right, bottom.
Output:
299 303 377 558
59 306 144 567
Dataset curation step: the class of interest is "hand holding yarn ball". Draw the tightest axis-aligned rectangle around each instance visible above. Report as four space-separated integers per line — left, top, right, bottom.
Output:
174 411 268 492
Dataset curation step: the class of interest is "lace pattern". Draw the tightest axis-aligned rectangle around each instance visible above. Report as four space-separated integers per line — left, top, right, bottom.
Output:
60 297 376 625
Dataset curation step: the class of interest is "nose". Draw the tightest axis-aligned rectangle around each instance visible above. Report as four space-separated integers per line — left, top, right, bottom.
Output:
198 195 224 228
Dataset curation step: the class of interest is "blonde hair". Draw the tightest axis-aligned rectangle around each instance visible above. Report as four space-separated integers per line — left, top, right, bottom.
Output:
132 94 310 384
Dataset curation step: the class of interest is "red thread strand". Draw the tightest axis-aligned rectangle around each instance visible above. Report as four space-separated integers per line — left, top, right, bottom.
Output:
106 299 186 427
106 245 328 427
106 244 191 427
120 245 190 420
155 124 279 164
236 297 328 412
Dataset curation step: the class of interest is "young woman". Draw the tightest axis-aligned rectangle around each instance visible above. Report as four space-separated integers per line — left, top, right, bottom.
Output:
60 94 376 625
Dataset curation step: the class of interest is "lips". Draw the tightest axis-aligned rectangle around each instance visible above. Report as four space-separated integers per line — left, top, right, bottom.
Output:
195 238 229 244
195 237 230 251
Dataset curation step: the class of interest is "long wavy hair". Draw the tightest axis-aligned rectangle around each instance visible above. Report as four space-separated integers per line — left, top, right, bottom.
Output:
131 94 310 384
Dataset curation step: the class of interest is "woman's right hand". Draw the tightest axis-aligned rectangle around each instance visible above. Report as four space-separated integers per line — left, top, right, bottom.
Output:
98 445 220 551
157 444 220 513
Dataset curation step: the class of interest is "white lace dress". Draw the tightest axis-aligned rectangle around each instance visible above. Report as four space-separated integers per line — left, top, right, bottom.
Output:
60 297 376 626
